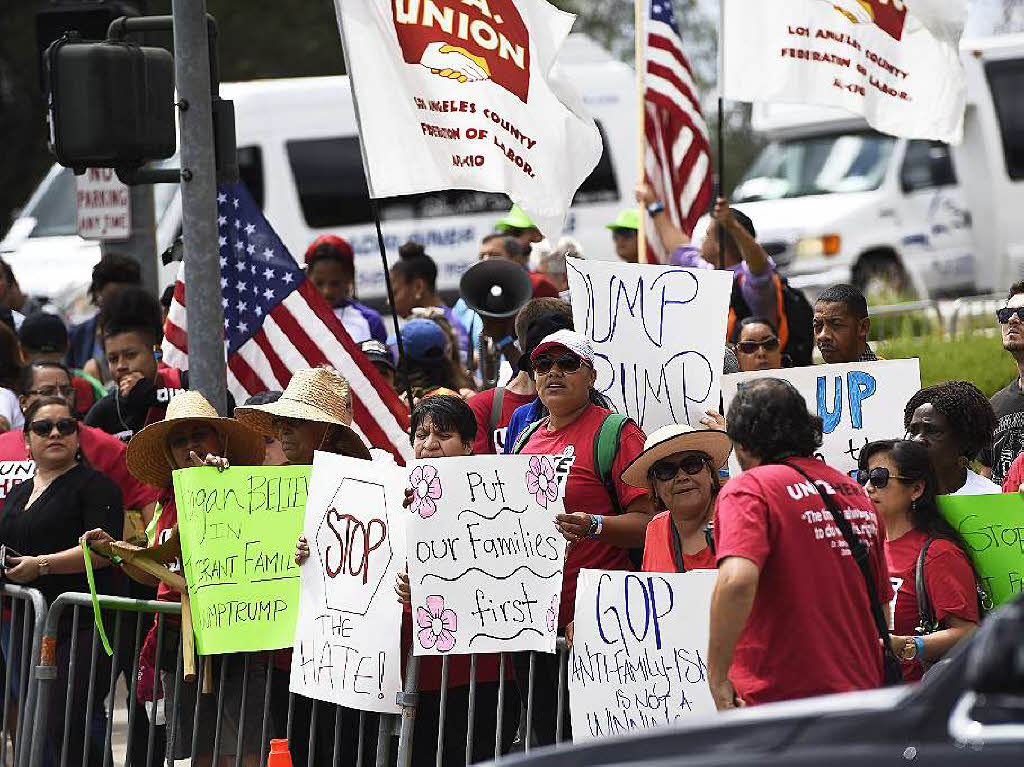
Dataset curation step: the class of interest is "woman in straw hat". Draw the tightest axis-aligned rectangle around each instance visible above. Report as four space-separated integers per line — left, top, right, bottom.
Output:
238 367 375 767
82 390 266 766
621 424 732 573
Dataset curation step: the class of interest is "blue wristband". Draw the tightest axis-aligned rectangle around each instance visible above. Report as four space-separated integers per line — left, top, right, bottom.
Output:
913 635 925 660
496 335 516 350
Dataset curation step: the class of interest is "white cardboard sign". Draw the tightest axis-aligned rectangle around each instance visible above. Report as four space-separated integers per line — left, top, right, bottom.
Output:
567 259 732 434
290 452 407 714
405 454 572 655
721 358 922 475
76 168 131 240
0 461 34 501
569 569 718 739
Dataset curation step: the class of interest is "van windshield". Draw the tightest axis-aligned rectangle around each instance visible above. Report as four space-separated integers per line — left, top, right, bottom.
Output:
732 132 896 203
23 164 180 238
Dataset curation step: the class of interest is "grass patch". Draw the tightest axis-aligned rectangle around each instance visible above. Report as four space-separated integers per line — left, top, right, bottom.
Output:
879 333 1018 397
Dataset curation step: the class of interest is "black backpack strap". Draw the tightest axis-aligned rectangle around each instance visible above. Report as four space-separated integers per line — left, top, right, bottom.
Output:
915 538 938 635
782 460 903 685
488 387 505 451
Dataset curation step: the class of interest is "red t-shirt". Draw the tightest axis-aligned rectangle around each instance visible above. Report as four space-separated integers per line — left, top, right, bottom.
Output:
885 528 979 682
521 404 647 625
641 512 716 573
715 457 891 705
0 425 160 513
468 388 536 455
528 271 559 299
1002 452 1024 492
152 491 182 604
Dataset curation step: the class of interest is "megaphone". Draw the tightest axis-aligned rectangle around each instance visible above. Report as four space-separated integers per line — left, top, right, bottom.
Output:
459 259 533 319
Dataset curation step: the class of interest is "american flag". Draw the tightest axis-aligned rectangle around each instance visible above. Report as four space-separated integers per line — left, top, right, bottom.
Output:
644 0 713 262
162 182 412 463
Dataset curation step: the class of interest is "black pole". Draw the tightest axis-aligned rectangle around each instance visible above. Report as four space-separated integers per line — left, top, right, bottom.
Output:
370 198 417 414
716 94 725 271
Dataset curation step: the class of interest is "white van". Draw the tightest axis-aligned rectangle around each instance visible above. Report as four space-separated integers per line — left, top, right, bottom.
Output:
0 34 635 313
730 34 1024 300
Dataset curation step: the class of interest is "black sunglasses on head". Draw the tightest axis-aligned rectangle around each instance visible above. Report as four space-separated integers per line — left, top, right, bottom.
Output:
650 454 709 482
533 353 584 375
997 307 1024 324
28 417 77 438
736 338 780 354
849 467 912 488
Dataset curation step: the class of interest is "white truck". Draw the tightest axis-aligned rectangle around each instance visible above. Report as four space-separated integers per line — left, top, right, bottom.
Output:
0 34 636 315
731 33 1024 301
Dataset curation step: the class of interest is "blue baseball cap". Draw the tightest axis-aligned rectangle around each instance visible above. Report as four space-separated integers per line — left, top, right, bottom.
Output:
400 319 449 363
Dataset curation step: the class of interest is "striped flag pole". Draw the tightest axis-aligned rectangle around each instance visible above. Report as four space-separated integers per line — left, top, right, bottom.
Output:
636 0 649 264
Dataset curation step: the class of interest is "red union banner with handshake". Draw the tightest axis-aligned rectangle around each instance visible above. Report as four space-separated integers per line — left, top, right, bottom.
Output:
333 0 602 238
723 0 969 143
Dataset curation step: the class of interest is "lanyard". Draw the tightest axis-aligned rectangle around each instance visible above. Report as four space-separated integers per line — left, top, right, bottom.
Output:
669 518 715 573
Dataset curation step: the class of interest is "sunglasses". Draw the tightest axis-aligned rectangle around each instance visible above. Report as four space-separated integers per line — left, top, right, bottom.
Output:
849 467 912 488
997 307 1024 324
736 338 780 354
650 454 709 482
533 353 584 375
28 417 77 438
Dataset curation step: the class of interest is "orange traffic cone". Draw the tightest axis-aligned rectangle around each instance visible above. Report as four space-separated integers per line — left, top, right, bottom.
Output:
267 739 293 767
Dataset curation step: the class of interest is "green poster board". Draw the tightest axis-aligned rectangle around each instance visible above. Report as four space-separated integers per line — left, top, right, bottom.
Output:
937 493 1024 608
174 465 310 654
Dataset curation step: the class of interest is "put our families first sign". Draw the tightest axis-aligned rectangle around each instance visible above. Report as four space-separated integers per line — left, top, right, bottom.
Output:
567 259 732 435
722 359 922 475
291 453 407 714
405 454 572 655
937 493 1023 608
569 569 718 739
174 466 310 655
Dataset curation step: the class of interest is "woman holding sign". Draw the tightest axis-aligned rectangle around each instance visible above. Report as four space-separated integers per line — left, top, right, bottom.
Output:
511 329 653 743
84 390 267 766
621 424 732 572
855 440 980 682
0 396 122 766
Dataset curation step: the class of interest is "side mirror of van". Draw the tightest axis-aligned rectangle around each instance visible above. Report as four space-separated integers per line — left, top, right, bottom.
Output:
966 596 1024 695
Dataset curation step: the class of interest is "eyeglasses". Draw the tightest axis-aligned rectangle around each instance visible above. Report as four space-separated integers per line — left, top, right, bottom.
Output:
849 467 913 488
650 454 709 482
997 307 1024 324
25 386 74 398
533 354 584 375
736 338 780 354
28 418 77 438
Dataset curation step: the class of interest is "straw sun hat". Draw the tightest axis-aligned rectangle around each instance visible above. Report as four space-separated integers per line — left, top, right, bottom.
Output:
126 390 266 488
621 424 733 489
234 367 370 460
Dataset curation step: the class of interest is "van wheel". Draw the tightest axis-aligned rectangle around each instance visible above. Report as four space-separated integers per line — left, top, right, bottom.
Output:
853 255 911 303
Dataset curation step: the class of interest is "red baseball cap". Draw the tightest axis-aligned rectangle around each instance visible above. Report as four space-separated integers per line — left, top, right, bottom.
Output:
304 235 354 270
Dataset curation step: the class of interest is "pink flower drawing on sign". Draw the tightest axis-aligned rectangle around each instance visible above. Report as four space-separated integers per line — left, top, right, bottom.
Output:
526 455 559 509
416 595 458 652
546 595 558 633
410 464 443 519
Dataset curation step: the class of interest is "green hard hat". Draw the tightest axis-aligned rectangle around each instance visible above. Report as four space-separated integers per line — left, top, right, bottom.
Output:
495 204 535 230
605 208 640 231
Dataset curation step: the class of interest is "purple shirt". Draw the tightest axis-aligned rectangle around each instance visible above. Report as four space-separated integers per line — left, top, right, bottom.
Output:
670 245 779 323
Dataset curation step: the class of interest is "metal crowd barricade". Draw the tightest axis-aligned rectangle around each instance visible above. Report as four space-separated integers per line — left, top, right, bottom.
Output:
0 585 47 767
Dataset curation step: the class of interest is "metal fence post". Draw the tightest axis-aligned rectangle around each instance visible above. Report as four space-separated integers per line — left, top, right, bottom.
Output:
394 651 419 767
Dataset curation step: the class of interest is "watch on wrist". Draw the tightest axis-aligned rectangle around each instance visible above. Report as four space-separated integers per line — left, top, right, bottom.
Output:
646 201 665 216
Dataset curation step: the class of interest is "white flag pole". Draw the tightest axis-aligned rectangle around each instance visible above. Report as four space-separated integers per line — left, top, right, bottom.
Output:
636 0 648 264
716 0 726 270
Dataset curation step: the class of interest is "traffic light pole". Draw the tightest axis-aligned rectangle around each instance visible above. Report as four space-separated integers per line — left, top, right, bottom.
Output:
172 0 227 414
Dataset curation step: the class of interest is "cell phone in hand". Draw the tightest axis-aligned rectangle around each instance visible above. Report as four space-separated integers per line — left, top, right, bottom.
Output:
0 545 22 569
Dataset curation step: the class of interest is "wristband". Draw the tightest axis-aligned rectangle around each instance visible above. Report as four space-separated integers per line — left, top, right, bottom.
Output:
495 335 516 350
646 201 665 216
913 635 925 661
588 514 604 539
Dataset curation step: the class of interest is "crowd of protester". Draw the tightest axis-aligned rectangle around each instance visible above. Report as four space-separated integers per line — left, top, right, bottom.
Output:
0 184 1017 765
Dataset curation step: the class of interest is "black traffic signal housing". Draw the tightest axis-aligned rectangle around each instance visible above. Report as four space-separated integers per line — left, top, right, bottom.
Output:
35 1 140 90
45 33 176 175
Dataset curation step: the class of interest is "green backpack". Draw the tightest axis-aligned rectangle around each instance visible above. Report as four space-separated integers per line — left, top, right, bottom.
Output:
511 412 630 514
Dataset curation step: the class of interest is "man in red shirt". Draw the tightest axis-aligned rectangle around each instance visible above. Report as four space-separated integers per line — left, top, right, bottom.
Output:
709 378 891 709
0 361 159 526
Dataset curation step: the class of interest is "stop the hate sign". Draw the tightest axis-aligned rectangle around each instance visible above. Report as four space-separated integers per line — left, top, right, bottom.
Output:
76 168 131 240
